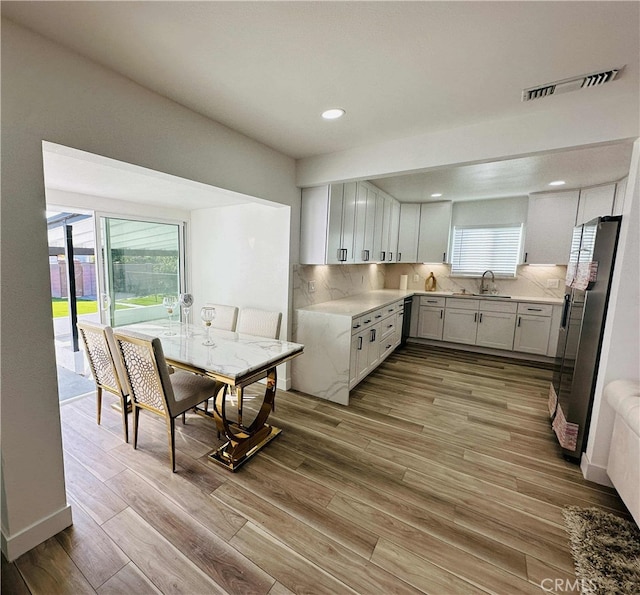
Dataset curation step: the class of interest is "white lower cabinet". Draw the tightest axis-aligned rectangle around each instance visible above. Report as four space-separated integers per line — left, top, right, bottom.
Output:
443 308 478 343
476 310 516 350
417 296 445 340
349 300 403 390
513 303 553 355
442 298 517 350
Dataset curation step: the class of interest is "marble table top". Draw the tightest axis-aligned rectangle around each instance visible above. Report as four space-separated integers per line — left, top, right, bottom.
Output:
118 320 304 383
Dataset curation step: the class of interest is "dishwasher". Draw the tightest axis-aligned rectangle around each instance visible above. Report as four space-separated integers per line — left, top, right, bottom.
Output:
401 296 412 345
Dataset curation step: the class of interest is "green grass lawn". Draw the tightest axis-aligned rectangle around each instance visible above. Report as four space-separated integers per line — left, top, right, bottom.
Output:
52 298 98 318
52 295 165 317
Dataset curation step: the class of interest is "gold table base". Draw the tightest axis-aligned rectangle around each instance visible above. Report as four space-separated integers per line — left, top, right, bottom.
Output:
208 425 281 471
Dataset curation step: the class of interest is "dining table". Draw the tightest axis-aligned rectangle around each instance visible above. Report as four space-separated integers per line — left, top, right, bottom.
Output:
120 319 304 471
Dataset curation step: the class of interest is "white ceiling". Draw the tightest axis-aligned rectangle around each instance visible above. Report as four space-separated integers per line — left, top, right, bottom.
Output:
5 1 639 205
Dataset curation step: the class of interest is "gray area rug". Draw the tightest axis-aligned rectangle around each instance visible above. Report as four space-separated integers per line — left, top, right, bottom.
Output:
563 506 640 594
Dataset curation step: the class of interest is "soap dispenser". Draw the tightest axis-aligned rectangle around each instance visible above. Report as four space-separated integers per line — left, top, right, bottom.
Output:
425 272 437 292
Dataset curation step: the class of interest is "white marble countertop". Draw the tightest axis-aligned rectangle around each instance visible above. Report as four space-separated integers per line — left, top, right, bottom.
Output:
297 289 563 317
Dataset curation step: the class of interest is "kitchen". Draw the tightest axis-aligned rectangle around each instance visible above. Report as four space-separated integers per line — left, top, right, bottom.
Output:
2 1 639 590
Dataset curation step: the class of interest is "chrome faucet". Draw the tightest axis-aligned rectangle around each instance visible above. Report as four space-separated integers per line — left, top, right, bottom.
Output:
480 270 495 294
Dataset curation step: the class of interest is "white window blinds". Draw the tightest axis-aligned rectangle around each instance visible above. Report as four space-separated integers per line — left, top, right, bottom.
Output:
450 224 523 277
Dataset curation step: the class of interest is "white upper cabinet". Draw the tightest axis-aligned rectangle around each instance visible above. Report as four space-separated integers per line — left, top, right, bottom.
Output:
371 187 400 262
396 203 420 263
612 177 627 216
576 183 616 226
300 182 357 264
388 199 400 262
417 201 452 263
354 183 377 263
524 190 579 265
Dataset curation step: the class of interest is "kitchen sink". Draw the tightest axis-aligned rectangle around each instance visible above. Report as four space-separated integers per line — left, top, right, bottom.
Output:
471 293 511 298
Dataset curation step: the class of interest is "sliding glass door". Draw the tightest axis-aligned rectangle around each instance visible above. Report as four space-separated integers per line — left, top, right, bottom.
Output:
98 216 184 327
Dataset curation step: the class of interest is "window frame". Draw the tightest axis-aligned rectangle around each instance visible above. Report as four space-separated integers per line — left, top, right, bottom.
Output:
449 223 524 278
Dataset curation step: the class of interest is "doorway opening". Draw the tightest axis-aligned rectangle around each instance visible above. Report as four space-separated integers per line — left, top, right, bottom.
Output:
47 209 99 401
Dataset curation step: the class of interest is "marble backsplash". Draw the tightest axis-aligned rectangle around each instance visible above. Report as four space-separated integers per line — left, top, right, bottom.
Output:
293 264 386 309
294 262 567 309
385 263 567 299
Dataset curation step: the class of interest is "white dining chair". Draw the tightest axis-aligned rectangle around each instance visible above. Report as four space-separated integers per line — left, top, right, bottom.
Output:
236 308 282 339
112 329 224 472
204 303 239 331
77 321 131 442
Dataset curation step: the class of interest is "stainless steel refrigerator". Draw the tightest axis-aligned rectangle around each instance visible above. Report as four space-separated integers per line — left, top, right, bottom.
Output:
550 216 621 461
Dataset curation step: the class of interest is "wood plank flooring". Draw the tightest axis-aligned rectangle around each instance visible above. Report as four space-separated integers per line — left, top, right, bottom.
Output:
3 344 629 594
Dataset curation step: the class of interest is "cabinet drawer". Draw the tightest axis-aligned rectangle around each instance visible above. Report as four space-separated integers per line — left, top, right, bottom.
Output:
352 314 375 333
517 302 553 317
380 317 396 340
420 296 446 307
445 298 479 310
480 300 517 314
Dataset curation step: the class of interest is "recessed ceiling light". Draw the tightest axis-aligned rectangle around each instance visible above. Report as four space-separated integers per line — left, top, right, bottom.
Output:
322 108 345 120
431 193 443 198
549 180 566 186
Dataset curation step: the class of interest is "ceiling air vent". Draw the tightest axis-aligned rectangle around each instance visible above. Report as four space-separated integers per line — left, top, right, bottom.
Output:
522 67 623 102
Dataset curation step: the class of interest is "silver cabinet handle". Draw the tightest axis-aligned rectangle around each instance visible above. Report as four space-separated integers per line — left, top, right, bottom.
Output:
397 252 402 262
362 249 370 261
358 336 363 350
380 251 386 261
388 252 393 262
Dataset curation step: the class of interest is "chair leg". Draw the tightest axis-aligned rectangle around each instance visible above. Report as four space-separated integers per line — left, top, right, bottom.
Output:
133 405 140 450
96 387 102 425
121 397 129 443
169 417 176 473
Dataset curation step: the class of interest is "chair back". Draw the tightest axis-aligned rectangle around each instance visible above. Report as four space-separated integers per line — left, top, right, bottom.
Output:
112 330 178 417
204 303 239 331
77 321 128 397
236 308 282 339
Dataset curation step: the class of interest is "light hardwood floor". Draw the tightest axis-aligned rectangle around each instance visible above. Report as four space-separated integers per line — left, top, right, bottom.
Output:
2 344 628 594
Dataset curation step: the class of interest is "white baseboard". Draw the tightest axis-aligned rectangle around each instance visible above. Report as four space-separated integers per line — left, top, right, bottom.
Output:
1 503 73 562
580 452 614 488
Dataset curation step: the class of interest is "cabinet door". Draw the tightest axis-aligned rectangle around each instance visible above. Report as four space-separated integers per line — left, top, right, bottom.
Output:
340 182 357 263
417 201 452 263
443 309 478 344
362 186 377 262
326 183 345 264
524 190 579 265
372 190 385 261
366 324 381 370
396 203 420 263
388 200 400 262
612 178 627 216
576 183 615 226
349 334 361 388
513 314 552 355
418 306 444 340
476 311 515 350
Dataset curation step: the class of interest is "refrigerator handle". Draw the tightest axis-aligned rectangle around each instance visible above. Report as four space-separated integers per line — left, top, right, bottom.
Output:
560 294 571 328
